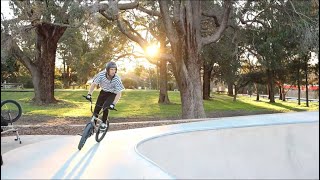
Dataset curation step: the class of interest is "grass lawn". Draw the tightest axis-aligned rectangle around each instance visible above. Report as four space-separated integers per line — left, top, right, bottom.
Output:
1 89 318 119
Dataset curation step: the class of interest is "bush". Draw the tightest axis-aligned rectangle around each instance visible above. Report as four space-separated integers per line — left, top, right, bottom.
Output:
16 74 33 88
54 80 63 89
122 78 138 89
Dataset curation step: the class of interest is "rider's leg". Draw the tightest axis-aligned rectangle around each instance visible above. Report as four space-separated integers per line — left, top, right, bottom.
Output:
93 91 108 123
102 92 116 123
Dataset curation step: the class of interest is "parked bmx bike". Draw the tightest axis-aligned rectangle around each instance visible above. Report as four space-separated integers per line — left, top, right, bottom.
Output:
78 95 117 150
1 100 22 123
1 99 23 144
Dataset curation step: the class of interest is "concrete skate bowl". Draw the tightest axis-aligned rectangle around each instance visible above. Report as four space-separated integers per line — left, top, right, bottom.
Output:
136 122 319 179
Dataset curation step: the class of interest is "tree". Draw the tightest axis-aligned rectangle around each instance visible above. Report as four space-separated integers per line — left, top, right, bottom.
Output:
201 44 216 100
238 0 319 103
1 1 89 104
58 28 84 88
87 0 232 118
287 0 319 106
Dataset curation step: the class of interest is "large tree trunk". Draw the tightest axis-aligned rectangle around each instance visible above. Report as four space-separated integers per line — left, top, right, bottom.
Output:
157 32 171 104
62 62 71 89
281 84 286 101
305 56 309 107
203 61 213 100
233 85 238 101
158 59 170 104
171 21 206 118
279 85 282 100
2 23 66 105
267 69 275 103
168 38 205 119
227 82 234 96
67 66 71 87
176 61 205 119
159 1 207 119
254 83 260 101
297 68 301 105
32 23 67 104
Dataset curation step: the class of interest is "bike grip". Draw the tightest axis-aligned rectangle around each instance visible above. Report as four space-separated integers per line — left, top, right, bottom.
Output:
83 95 92 102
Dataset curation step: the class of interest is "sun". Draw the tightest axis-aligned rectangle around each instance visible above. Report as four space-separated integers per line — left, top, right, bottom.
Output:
145 45 158 57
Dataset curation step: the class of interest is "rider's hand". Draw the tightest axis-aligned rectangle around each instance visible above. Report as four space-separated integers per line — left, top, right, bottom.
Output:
85 94 92 101
109 103 115 110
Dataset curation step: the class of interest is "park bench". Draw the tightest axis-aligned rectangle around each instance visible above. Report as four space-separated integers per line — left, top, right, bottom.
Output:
1 83 24 89
216 90 226 94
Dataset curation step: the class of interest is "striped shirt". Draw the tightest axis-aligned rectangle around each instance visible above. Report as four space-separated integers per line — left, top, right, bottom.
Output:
92 70 125 93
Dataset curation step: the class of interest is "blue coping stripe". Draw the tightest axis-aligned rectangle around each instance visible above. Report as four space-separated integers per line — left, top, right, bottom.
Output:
134 111 319 179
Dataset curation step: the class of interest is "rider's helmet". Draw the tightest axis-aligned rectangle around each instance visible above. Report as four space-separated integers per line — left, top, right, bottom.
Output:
105 61 117 75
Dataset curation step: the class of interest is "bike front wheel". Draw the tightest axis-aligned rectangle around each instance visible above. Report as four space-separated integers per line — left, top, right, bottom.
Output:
78 123 93 150
1 100 22 123
95 121 109 142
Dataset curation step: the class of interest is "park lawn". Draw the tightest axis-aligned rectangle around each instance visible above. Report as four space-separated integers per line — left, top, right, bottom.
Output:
1 90 318 119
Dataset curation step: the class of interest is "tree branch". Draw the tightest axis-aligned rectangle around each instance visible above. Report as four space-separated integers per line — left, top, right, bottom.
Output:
238 0 270 27
116 19 148 49
158 1 178 46
114 52 145 60
137 6 161 17
202 11 220 27
245 46 263 61
1 33 36 73
288 0 317 22
122 18 145 42
118 0 139 10
202 0 232 46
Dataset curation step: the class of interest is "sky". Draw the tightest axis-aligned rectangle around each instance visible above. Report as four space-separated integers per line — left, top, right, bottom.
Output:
1 1 13 19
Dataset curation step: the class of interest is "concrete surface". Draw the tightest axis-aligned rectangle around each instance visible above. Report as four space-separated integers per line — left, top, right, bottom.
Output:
1 111 319 179
1 135 70 154
138 123 319 179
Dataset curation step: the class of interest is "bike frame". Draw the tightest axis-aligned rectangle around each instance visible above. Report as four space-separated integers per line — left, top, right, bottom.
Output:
78 96 117 150
1 125 21 143
84 96 116 135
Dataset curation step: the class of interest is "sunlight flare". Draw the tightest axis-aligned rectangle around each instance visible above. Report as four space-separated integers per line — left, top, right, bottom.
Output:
145 45 158 57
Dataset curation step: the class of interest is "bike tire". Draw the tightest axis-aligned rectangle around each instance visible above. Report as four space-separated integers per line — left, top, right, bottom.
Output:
78 123 93 150
1 100 22 123
95 121 109 142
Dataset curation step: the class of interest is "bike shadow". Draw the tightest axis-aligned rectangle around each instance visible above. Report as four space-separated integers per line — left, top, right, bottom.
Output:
52 142 101 179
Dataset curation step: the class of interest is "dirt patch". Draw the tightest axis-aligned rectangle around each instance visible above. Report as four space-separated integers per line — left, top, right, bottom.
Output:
1 110 278 136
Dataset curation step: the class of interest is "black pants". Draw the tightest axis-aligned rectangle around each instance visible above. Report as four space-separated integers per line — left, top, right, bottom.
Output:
93 91 116 123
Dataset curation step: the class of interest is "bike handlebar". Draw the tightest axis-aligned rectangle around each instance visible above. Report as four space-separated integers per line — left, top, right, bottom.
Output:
82 95 117 111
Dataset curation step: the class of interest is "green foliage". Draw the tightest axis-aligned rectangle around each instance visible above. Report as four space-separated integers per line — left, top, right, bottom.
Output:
1 56 19 82
239 0 319 98
16 67 33 88
54 80 63 89
122 78 138 89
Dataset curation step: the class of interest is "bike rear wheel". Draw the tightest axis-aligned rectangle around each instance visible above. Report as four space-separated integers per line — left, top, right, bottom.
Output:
78 123 93 150
1 100 22 123
95 121 109 142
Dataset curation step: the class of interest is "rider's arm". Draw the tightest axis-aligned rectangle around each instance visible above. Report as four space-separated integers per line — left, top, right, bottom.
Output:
113 92 122 105
88 83 97 95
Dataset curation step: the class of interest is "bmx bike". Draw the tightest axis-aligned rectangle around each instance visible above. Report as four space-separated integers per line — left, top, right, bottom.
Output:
78 95 117 150
1 99 23 144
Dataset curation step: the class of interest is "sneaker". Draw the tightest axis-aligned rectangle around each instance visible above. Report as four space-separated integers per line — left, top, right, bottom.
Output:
100 122 107 130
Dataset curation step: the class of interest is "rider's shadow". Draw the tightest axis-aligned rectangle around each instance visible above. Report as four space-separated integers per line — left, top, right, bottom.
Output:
52 142 101 179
